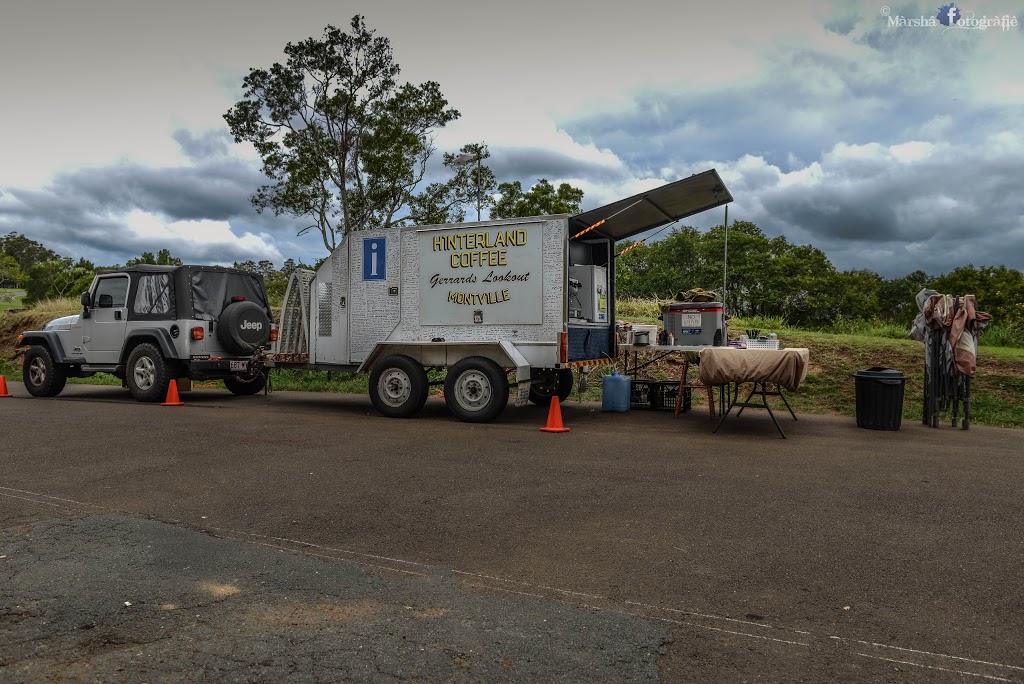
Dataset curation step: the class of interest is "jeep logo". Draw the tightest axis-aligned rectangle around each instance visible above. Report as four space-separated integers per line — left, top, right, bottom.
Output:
240 320 263 331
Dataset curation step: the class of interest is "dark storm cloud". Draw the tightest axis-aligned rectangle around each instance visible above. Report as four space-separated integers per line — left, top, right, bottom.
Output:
489 147 627 185
557 12 1023 277
565 34 991 173
0 154 311 266
172 128 233 161
47 160 261 221
712 136 1024 277
824 14 858 36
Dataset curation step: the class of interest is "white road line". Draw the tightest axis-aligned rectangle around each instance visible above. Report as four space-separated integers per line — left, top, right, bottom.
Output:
0 491 73 507
540 586 607 600
857 653 1016 682
208 526 435 568
0 485 108 509
452 569 607 600
855 641 1024 673
625 600 774 629
650 615 810 647
247 539 428 577
463 583 546 599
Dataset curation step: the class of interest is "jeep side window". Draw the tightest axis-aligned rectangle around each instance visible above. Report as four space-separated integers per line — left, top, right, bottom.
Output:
134 274 173 315
93 276 129 308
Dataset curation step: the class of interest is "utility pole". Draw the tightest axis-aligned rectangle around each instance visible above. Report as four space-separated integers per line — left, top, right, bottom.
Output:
454 149 484 222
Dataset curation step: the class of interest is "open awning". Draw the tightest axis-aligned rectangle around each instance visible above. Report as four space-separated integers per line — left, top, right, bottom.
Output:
569 169 732 242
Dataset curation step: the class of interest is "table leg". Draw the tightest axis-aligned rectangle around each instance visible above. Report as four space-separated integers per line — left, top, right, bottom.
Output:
777 385 797 420
759 383 787 439
711 383 739 434
735 383 757 417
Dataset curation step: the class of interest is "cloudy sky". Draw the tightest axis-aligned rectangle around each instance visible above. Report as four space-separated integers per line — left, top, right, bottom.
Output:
1 0 1022 277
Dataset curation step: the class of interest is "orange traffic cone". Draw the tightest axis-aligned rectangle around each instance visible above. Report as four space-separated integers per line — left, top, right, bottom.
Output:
539 395 570 433
161 379 184 406
0 375 12 398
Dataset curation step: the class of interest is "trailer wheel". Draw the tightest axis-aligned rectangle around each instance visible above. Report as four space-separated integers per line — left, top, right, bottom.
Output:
444 357 510 423
370 355 428 418
528 368 574 405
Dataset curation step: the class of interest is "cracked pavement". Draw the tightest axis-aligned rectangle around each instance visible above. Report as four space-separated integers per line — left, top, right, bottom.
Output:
1 516 668 683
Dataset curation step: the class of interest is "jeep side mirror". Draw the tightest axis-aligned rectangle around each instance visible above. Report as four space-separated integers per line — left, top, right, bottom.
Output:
81 291 91 318
98 294 113 308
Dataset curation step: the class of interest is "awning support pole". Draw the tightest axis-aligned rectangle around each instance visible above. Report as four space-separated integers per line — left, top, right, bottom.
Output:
722 204 730 339
571 198 646 240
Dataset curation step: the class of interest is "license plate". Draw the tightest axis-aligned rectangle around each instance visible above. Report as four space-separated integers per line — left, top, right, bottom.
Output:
229 360 247 371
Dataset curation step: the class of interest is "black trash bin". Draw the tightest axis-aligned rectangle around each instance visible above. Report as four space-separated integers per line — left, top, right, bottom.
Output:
854 367 908 430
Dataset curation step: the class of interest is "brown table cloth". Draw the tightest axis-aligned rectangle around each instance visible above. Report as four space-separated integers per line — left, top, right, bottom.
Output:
698 348 810 392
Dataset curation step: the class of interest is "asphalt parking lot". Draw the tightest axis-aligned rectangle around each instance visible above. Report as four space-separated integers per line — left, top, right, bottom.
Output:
2 384 1023 682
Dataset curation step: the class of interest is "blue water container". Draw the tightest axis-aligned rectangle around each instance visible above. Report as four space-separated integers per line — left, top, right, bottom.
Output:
602 372 631 412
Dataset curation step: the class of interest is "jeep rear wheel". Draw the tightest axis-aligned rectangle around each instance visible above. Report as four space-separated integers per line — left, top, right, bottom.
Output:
23 345 67 397
126 343 172 402
224 370 266 396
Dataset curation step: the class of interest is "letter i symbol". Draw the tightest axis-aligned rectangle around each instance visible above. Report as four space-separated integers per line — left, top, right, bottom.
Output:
370 242 378 277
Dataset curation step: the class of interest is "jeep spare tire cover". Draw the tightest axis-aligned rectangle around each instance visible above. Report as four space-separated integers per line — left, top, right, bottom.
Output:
218 301 271 354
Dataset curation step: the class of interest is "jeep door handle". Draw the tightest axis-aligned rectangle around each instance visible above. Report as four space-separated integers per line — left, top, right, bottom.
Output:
115 311 122 320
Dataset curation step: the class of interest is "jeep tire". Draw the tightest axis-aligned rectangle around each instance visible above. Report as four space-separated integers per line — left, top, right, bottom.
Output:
126 343 172 402
224 369 267 396
23 345 68 397
218 301 271 355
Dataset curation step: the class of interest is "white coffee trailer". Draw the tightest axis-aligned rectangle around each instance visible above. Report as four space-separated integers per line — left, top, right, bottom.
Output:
270 171 732 422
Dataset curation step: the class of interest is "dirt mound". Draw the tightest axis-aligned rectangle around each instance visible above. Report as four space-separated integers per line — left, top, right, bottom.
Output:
1 308 74 372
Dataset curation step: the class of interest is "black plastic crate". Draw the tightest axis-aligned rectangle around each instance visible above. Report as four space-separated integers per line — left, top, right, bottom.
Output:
630 380 691 411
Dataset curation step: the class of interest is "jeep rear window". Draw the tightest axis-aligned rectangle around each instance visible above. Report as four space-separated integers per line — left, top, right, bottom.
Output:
134 274 174 315
190 270 268 317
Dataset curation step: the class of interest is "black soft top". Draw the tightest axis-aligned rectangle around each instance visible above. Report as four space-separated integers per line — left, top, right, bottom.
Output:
98 264 269 319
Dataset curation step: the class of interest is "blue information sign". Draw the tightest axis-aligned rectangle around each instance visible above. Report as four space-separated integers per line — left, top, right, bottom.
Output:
362 237 386 280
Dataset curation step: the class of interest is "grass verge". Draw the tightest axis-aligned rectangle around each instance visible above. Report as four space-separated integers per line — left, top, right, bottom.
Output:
0 288 26 313
3 299 1023 428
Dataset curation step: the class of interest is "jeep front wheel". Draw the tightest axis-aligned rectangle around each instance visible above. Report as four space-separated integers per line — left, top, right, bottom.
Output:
126 343 172 402
23 345 67 397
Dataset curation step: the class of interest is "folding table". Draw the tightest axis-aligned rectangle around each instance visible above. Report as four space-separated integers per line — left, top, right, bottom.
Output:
698 347 810 438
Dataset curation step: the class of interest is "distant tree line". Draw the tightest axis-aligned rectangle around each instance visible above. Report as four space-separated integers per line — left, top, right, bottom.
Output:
615 221 1024 330
6 222 1022 333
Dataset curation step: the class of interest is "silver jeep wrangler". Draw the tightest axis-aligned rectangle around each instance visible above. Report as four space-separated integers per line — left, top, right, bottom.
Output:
16 265 273 401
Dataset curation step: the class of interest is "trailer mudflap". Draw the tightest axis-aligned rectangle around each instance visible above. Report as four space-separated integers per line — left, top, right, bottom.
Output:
499 340 532 407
